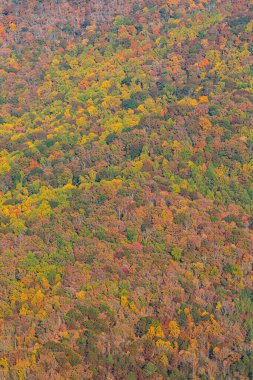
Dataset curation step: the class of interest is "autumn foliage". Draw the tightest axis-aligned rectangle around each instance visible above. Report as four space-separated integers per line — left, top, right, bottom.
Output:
0 0 252 379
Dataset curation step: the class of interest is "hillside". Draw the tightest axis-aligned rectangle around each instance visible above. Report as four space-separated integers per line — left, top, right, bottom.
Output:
0 1 252 379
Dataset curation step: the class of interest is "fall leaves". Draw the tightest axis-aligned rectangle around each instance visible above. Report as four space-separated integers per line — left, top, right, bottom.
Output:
0 0 252 379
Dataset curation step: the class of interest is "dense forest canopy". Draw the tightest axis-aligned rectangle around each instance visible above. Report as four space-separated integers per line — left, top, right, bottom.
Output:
0 0 252 379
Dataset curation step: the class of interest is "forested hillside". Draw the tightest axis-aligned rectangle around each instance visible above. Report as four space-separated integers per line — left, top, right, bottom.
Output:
0 0 252 379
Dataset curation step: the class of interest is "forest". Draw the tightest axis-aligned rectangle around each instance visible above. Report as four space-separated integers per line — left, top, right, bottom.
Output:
0 0 252 379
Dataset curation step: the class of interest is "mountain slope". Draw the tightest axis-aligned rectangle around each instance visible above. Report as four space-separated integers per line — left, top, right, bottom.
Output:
0 1 252 379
